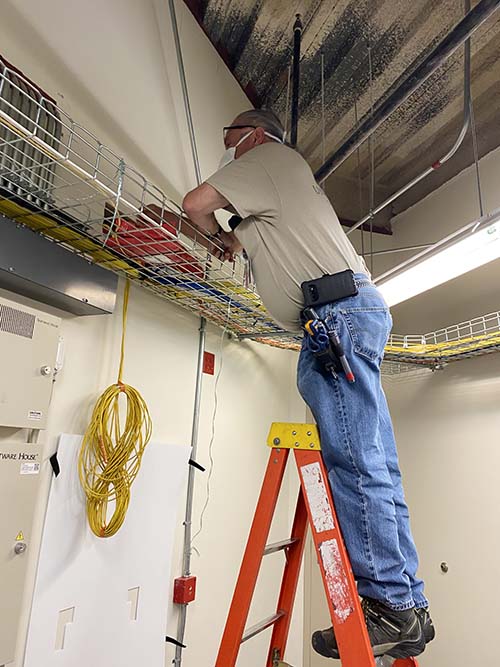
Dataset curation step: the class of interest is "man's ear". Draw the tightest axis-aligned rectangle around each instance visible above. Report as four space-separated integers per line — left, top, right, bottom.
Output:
254 127 266 144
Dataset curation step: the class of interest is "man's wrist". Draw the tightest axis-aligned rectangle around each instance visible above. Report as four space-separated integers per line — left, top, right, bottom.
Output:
209 223 223 239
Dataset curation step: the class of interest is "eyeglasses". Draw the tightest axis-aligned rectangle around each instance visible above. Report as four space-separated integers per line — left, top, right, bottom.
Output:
222 125 257 140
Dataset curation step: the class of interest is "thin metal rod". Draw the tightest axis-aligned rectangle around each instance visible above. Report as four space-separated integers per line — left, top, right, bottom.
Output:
347 5 472 236
367 40 375 274
463 0 485 225
168 1 206 665
290 14 303 148
183 319 206 575
168 0 202 186
242 612 286 643
365 243 433 257
284 65 292 139
321 51 326 163
354 100 365 256
469 97 484 219
315 0 500 184
264 538 299 555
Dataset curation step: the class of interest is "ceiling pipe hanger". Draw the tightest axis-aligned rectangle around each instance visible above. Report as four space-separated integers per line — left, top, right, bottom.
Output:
314 0 500 185
347 0 473 236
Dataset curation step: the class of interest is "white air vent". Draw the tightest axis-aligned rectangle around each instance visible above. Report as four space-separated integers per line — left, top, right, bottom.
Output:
0 303 35 339
0 295 60 428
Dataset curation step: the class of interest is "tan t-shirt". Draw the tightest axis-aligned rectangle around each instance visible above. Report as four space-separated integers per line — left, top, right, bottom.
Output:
206 142 368 333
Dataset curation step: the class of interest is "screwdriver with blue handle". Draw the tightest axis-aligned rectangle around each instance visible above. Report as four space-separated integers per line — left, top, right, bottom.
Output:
304 317 338 379
303 307 355 383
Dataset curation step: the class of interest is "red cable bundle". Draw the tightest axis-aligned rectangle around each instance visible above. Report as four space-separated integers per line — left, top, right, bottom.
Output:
104 205 204 278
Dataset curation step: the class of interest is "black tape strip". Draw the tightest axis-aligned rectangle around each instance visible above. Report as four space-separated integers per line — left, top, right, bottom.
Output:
49 453 60 477
165 636 186 648
188 458 205 472
228 214 242 230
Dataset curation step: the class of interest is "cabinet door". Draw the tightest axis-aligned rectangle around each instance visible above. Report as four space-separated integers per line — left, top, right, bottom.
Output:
0 441 42 665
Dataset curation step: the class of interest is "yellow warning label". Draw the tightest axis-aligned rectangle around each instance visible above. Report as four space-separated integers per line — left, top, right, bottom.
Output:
15 531 24 541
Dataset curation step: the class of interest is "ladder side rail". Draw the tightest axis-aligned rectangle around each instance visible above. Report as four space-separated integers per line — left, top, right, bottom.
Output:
266 488 309 666
215 448 290 667
295 449 376 667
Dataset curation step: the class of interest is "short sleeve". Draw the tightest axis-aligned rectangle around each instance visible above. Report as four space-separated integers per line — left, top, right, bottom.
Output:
206 152 280 221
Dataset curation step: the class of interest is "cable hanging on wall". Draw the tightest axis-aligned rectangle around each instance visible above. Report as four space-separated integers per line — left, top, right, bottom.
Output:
78 280 152 538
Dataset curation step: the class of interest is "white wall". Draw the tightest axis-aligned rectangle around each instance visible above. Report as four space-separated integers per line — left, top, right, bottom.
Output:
384 353 500 667
0 2 306 667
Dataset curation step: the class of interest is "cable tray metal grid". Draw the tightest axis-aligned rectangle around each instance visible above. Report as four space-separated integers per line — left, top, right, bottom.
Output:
1 61 500 374
0 59 296 349
386 311 500 364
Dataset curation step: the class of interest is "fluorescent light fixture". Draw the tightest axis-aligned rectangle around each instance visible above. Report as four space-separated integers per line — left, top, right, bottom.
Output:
376 209 500 307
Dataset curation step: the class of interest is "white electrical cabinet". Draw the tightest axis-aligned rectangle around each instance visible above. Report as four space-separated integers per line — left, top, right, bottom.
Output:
0 295 61 665
0 295 61 429
0 440 43 665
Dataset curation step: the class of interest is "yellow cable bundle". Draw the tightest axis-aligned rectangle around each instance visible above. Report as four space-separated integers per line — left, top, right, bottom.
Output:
78 280 152 537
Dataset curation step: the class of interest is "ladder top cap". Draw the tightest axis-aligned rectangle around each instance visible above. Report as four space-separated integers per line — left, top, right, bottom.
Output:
267 422 321 450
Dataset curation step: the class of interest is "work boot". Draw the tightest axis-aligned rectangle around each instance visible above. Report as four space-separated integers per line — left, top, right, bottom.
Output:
415 607 436 643
311 597 426 659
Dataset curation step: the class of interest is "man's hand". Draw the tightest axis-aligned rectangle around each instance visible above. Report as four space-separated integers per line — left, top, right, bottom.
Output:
211 230 243 262
220 230 243 261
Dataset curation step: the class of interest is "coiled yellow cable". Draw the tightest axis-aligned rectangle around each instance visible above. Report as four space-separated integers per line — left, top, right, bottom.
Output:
78 280 152 537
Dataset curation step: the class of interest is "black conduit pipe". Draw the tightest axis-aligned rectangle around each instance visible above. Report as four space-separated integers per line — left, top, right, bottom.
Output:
290 14 303 148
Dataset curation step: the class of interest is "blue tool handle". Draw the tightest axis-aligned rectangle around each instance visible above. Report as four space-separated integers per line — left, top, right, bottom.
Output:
309 331 329 353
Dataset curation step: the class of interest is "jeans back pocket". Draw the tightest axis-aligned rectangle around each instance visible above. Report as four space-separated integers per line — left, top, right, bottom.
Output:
339 307 391 362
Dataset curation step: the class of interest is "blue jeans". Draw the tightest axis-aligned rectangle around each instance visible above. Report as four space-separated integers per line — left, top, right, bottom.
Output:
297 275 428 611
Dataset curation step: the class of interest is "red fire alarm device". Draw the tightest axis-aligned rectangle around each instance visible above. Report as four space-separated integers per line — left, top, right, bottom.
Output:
173 576 197 604
203 351 215 375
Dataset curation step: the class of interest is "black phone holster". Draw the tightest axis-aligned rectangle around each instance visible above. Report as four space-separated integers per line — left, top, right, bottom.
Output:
301 269 358 310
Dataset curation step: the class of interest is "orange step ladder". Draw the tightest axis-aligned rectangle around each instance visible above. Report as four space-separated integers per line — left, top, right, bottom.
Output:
215 422 419 667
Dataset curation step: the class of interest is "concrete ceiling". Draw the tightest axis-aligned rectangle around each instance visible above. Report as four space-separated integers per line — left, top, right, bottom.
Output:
184 0 500 230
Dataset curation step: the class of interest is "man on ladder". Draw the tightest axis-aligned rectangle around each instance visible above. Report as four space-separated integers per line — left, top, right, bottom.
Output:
183 109 435 660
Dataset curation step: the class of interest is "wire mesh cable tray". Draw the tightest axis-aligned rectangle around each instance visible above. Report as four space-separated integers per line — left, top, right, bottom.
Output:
0 58 294 347
1 60 500 371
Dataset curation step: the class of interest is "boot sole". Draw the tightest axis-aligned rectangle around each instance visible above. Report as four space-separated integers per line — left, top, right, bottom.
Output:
312 637 426 661
385 633 426 659
312 615 427 660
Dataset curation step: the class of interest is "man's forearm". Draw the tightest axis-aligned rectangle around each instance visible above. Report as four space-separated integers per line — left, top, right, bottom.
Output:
182 183 229 236
187 210 220 235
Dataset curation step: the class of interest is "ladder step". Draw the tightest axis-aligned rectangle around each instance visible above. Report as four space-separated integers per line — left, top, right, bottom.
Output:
264 538 299 555
241 611 286 643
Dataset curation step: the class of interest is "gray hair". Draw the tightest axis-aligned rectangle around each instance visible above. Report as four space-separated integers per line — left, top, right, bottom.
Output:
234 108 286 142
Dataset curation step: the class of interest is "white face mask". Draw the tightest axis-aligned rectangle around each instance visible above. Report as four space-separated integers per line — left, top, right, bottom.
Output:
218 129 283 170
